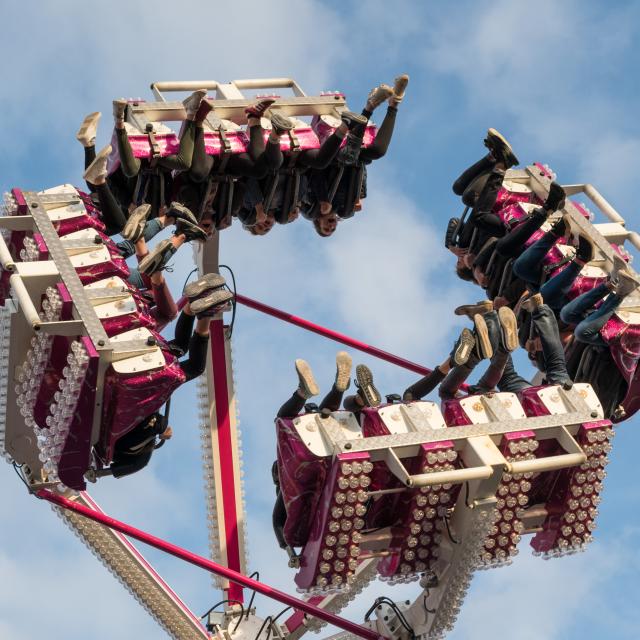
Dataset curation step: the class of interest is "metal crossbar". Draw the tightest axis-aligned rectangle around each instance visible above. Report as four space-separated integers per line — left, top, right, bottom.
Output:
37 490 385 640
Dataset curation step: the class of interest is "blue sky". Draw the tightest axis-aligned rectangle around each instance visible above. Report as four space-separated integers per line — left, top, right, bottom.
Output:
1 1 640 638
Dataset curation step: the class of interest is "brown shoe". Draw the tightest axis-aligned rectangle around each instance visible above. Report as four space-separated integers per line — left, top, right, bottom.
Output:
614 269 640 298
454 300 493 319
83 145 112 185
521 292 544 313
76 112 101 147
473 314 493 360
498 306 519 352
295 359 320 399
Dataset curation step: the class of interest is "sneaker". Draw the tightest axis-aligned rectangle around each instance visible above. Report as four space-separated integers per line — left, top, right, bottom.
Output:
76 112 101 147
354 364 381 407
113 99 128 122
295 359 320 399
341 111 369 132
454 300 493 319
138 239 176 276
167 202 198 226
498 306 519 352
182 89 207 119
365 84 393 112
194 99 213 124
473 314 493 360
184 273 227 299
450 328 476 366
175 219 208 243
270 112 295 135
334 351 352 393
190 288 234 318
245 98 276 119
521 292 544 313
484 128 519 168
121 204 151 242
445 217 460 248
576 234 595 263
391 74 409 103
614 268 640 297
544 181 566 212
83 144 112 185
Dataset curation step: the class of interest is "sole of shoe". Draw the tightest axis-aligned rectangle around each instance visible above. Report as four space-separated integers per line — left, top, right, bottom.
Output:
393 74 409 100
76 112 101 144
473 313 493 360
176 219 208 243
184 273 226 298
454 302 493 318
270 112 294 132
138 238 172 275
295 359 320 398
121 204 151 242
355 364 381 407
334 351 352 393
452 328 476 366
498 306 519 352
169 203 198 226
190 289 234 316
83 144 112 183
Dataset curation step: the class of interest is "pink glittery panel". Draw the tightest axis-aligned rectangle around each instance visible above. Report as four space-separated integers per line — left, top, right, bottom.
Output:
518 386 553 417
600 318 640 384
100 311 156 337
276 417 329 548
441 398 474 426
257 127 323 152
74 257 130 285
495 188 541 212
98 342 186 463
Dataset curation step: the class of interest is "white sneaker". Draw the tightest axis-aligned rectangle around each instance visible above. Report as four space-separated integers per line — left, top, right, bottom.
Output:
295 359 320 399
391 74 409 103
83 145 112 185
366 84 393 112
182 89 207 119
76 112 101 147
113 99 127 122
334 351 352 393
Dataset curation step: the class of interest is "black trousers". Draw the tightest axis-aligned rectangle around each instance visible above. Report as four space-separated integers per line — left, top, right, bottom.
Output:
190 125 283 183
171 312 210 382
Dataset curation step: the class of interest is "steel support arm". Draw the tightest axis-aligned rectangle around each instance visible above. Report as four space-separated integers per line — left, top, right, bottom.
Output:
37 490 385 640
235 294 469 391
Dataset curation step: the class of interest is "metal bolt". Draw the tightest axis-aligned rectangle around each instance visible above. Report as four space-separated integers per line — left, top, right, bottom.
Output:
31 202 38 208
591 411 598 418
344 442 352 449
97 339 105 346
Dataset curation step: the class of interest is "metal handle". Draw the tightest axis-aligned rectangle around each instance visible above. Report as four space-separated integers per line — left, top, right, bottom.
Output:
508 452 586 474
0 233 16 272
562 183 625 224
9 273 40 330
408 465 493 488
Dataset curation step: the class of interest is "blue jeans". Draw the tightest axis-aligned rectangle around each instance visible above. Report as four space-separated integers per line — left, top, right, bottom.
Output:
513 229 558 289
116 218 164 259
513 229 581 310
572 290 621 347
560 283 609 325
127 267 145 289
531 304 570 384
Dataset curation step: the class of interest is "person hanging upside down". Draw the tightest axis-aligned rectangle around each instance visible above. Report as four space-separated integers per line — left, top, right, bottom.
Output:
272 352 353 563
447 129 520 282
559 263 640 346
112 90 210 217
304 75 409 236
238 109 370 236
92 273 232 479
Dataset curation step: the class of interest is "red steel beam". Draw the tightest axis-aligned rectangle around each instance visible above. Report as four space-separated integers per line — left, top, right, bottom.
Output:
38 489 385 640
235 293 470 391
